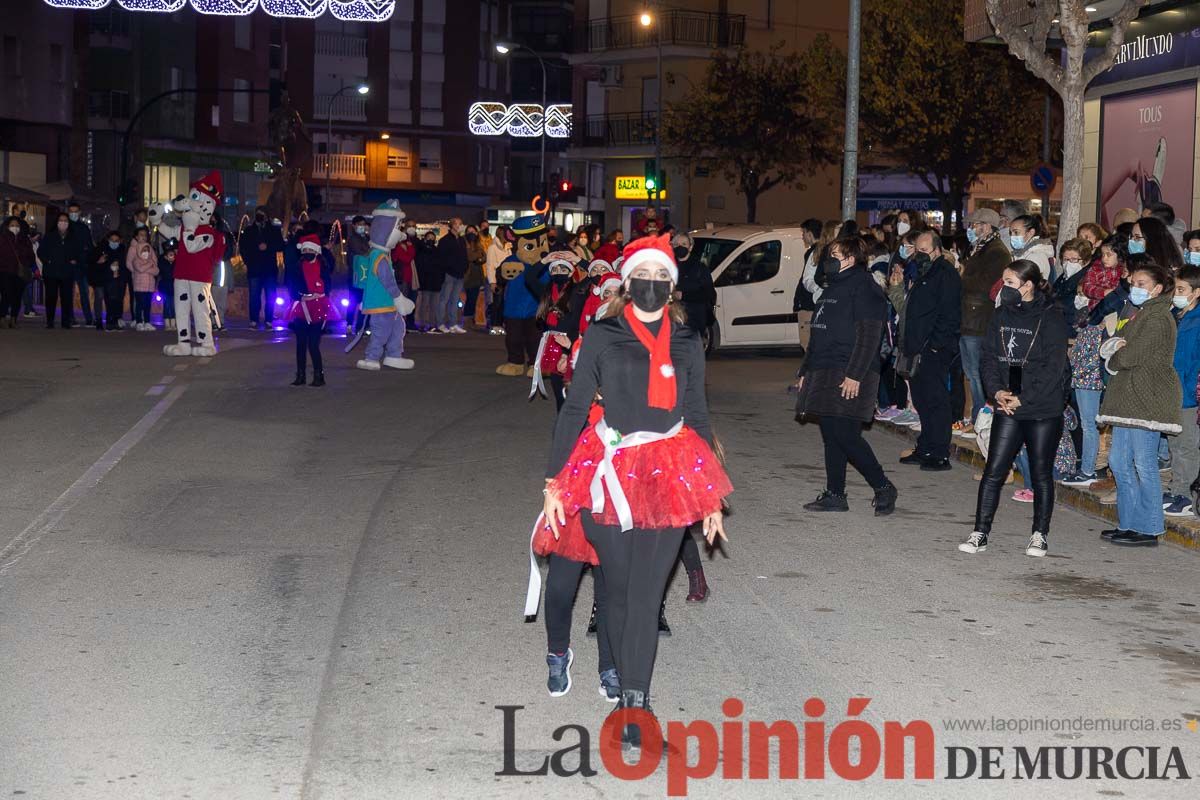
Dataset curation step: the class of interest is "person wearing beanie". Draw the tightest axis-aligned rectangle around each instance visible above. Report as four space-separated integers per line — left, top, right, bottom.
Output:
540 232 732 752
285 234 336 386
795 234 898 516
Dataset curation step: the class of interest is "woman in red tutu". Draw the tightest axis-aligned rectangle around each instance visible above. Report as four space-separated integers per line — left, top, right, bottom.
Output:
543 232 732 751
285 234 336 386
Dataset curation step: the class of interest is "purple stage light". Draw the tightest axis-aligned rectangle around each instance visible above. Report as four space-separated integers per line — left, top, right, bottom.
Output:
275 296 285 306
340 298 350 307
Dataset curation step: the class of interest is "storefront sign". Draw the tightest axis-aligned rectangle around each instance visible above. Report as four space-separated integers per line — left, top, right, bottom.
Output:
614 176 667 200
1090 6 1200 87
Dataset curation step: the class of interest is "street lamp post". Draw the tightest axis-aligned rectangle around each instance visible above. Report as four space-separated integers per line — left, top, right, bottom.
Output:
496 42 548 199
325 82 370 219
640 7 663 212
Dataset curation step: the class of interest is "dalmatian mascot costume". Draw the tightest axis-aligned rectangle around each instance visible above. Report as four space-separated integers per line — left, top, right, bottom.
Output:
155 172 224 357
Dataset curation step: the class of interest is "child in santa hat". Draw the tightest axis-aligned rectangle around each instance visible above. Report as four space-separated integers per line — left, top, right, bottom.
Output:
285 233 336 386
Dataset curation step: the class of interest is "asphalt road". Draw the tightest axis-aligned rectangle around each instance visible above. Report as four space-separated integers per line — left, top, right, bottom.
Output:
0 323 1197 800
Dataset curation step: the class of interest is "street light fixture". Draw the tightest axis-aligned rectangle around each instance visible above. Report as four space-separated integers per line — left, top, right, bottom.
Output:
639 12 652 27
494 41 549 199
325 82 369 219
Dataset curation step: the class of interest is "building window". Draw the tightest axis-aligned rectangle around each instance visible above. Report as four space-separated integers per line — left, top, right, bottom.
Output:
388 151 411 169
420 81 442 111
233 79 251 123
422 23 444 53
3 36 20 78
234 17 252 51
419 138 442 183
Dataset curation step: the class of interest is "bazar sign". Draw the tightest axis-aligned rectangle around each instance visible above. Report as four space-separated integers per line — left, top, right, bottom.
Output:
615 176 667 200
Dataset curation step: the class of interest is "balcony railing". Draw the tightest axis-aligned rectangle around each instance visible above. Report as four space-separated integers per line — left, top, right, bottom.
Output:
315 94 368 122
573 112 657 148
580 11 745 52
311 154 367 181
315 32 368 58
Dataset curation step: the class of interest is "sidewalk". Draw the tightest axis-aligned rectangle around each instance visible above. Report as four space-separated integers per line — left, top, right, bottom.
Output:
877 416 1200 551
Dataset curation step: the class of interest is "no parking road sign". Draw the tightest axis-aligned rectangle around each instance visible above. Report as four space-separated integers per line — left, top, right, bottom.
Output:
1030 163 1057 194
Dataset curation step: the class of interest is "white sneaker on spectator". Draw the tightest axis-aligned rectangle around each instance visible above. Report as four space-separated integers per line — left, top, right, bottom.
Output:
450 325 466 334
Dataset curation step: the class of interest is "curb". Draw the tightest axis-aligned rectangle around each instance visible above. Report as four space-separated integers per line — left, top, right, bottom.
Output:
877 419 1200 551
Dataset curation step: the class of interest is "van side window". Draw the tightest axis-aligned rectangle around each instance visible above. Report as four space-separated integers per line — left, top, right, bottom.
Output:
713 240 782 287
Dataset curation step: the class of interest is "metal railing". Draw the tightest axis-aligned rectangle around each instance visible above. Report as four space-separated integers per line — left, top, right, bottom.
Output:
580 11 745 52
315 32 368 58
315 93 368 121
311 154 367 181
573 111 657 148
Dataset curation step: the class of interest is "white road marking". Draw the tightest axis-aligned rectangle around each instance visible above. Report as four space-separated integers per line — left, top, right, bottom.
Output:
173 364 190 371
145 385 166 396
0 385 188 578
159 375 176 384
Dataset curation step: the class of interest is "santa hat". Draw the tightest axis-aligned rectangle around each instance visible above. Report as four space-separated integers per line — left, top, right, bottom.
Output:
190 171 223 204
592 242 620 265
542 249 581 271
593 275 622 297
587 258 614 276
297 234 322 254
620 233 677 283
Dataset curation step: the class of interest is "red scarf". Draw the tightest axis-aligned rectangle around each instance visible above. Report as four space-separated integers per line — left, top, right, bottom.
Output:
623 304 676 410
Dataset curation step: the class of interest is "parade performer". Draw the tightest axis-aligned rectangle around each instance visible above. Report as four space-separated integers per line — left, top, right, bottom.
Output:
541 232 732 751
286 234 336 387
161 172 223 357
531 250 586 407
353 200 415 371
497 213 549 377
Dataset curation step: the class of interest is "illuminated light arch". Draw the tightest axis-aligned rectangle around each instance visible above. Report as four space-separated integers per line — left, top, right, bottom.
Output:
329 0 394 22
190 0 257 14
258 0 328 17
468 102 571 139
41 0 111 8
117 0 186 10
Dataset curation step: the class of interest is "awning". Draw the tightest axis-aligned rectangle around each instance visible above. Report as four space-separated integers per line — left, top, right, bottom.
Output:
0 182 50 204
28 181 114 206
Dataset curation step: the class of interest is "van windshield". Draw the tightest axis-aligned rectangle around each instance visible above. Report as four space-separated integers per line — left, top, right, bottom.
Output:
682 238 741 274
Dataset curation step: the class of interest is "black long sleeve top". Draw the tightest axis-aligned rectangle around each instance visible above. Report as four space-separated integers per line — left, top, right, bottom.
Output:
547 314 714 477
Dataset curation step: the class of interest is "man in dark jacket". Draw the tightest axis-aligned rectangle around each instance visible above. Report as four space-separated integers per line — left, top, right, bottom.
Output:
39 213 90 328
792 218 822 351
66 201 97 324
896 231 962 469
239 207 284 329
436 217 469 332
960 208 1012 424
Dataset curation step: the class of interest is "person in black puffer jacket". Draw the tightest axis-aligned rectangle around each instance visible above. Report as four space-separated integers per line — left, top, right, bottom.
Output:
795 234 898 516
960 259 1069 559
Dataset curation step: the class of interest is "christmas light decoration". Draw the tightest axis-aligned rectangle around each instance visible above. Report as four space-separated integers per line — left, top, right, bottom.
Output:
41 0 111 9
258 0 328 18
117 0 186 10
329 0 393 22
468 102 572 139
190 0 257 14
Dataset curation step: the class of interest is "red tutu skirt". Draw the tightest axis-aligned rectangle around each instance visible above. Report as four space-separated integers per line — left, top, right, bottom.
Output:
287 295 337 325
532 423 732 564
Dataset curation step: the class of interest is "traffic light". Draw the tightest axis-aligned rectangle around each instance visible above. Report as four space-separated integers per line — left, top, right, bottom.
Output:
559 178 572 194
117 178 139 207
643 159 664 195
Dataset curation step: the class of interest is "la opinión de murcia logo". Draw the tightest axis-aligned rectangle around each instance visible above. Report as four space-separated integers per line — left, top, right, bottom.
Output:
496 698 1194 796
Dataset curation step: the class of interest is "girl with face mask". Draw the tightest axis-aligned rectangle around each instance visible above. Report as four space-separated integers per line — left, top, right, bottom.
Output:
285 234 336 386
961 260 1070 558
537 233 730 750
0 216 35 328
532 251 584 409
1052 239 1093 330
1095 260 1181 547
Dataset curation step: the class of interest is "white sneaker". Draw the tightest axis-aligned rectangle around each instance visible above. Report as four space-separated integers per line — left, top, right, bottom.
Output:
437 325 451 333
356 359 382 371
1025 532 1048 557
450 325 466 334
958 531 988 554
382 356 415 370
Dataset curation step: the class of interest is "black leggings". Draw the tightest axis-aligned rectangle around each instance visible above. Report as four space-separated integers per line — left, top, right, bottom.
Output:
550 374 566 410
818 415 888 494
293 321 324 372
679 527 702 571
544 554 613 673
0 274 25 318
583 514 684 694
975 412 1062 535
43 276 74 326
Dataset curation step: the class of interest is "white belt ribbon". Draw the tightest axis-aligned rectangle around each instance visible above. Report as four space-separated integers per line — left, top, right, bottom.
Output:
590 417 684 532
529 331 555 401
523 513 546 619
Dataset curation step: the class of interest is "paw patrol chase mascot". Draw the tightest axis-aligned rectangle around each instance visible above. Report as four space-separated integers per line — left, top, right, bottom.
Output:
496 213 549 376
354 199 416 371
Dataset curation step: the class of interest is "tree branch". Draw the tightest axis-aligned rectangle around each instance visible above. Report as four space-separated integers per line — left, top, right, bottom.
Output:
1082 0 1150 85
984 0 1066 89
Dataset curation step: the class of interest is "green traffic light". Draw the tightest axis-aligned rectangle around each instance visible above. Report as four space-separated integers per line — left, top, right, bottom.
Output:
645 177 656 191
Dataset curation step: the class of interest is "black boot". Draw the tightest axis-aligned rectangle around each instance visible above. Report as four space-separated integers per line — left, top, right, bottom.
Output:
872 481 898 516
586 600 598 636
657 601 671 636
803 490 849 512
291 369 306 386
686 566 709 602
619 689 648 749
309 370 326 387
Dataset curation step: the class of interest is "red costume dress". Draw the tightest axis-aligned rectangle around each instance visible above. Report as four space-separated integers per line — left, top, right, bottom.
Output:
287 259 337 325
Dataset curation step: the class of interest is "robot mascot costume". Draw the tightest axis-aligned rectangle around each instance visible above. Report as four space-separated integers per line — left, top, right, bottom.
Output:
353 199 416 371
156 171 224 357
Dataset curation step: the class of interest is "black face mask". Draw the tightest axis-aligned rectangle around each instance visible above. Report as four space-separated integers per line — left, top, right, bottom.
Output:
628 278 671 313
466 233 478 242
550 273 571 286
821 256 844 276
999 285 1023 306
673 246 690 261
255 216 266 224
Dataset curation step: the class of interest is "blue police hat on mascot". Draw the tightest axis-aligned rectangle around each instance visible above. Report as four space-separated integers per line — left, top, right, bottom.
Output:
512 213 546 236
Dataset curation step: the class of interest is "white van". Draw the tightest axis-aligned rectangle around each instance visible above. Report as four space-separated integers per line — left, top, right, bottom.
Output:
683 225 809 353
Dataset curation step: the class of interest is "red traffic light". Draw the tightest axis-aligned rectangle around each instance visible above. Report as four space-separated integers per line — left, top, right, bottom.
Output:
559 180 571 193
